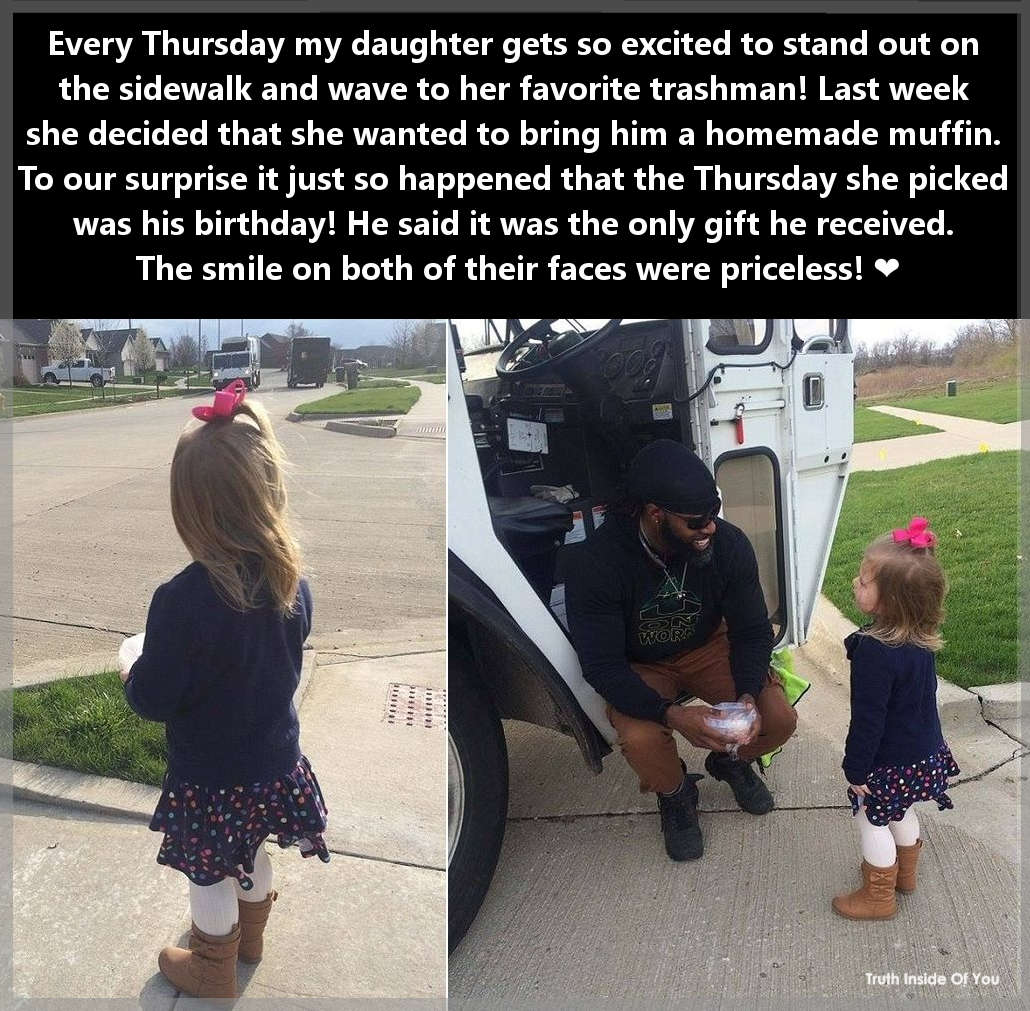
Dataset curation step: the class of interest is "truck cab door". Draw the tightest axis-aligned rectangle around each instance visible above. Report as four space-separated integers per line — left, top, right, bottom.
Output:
686 319 854 647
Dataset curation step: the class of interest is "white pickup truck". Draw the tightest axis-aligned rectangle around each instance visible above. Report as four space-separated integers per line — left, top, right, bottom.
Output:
41 358 116 387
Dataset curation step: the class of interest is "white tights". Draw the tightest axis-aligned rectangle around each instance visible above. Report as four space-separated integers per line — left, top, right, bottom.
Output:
188 846 274 936
857 803 920 867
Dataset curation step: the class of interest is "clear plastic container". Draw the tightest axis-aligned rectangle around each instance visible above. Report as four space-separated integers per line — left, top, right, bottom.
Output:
118 632 145 673
703 702 757 754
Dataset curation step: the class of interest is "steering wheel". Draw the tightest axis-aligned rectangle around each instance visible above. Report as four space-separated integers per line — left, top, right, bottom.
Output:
496 319 624 379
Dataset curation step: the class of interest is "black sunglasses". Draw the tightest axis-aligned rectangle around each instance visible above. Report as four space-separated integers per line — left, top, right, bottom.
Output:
664 500 721 529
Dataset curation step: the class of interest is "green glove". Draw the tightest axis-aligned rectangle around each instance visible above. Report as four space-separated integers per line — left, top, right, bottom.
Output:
758 648 811 770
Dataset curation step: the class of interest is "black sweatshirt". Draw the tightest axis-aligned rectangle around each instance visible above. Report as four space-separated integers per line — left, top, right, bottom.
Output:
842 629 946 785
562 514 773 722
124 562 311 786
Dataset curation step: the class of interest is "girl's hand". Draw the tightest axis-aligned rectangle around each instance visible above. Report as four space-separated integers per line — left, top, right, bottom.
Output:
849 782 871 796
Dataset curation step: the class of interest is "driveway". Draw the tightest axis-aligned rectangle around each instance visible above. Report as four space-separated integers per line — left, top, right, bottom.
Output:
12 380 445 684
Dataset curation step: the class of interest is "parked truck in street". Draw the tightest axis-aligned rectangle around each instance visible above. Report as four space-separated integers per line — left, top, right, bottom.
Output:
41 358 116 387
287 336 332 388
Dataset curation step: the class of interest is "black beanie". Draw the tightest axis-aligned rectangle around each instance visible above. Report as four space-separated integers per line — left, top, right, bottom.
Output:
626 440 719 514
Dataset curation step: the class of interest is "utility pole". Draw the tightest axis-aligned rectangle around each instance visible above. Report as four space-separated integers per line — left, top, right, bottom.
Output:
217 319 221 348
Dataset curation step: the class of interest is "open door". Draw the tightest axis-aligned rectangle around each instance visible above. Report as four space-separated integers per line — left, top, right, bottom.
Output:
686 319 854 647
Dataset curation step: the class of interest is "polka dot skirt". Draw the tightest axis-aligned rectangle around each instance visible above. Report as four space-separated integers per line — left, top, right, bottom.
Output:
848 743 961 826
149 755 330 889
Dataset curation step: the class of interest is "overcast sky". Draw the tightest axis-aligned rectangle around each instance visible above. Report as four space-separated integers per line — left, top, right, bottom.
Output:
75 317 982 349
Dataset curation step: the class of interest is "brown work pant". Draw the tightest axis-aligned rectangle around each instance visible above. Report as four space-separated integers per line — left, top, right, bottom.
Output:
607 625 798 794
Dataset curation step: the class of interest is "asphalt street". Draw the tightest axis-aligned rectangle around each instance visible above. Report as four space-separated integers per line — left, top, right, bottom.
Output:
11 378 446 684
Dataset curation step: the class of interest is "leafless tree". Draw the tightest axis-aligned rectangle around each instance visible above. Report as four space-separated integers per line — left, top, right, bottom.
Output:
170 333 199 369
390 319 435 367
87 320 123 372
286 321 311 340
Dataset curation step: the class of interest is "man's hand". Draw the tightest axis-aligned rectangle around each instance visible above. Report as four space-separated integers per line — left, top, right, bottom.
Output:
665 705 742 752
849 782 871 796
118 665 132 684
736 693 762 745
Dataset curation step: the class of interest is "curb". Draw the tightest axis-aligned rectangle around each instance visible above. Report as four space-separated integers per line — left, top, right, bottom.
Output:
13 651 319 818
325 419 397 438
287 411 405 423
969 682 1025 721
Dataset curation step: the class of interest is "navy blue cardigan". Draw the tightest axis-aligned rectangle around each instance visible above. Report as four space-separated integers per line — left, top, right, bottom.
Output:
124 562 311 786
842 628 946 785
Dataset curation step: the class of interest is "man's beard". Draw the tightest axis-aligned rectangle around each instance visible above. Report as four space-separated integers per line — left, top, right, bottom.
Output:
659 516 715 567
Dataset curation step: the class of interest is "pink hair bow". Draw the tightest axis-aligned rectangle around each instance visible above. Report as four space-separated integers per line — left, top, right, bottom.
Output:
192 379 247 422
892 516 936 548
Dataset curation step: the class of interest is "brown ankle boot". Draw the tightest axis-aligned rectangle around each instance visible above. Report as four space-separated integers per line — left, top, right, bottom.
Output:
832 860 899 920
238 890 278 963
895 839 923 893
159 922 240 997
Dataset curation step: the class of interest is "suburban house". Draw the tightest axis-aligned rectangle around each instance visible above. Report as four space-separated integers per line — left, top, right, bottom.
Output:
81 327 170 377
10 318 57 384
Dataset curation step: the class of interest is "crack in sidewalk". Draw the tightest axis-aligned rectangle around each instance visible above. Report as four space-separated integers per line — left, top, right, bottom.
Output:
507 749 1030 826
317 648 445 663
948 744 1030 787
4 614 132 637
326 844 444 873
508 804 853 824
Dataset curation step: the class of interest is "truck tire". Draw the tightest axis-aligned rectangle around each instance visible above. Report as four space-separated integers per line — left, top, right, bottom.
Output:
42 372 57 385
448 639 509 952
90 374 103 388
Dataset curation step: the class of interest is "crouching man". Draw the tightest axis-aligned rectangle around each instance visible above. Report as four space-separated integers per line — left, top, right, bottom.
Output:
563 440 797 860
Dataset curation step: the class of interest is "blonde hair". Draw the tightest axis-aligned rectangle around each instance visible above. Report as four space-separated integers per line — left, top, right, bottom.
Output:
170 399 302 615
860 534 946 651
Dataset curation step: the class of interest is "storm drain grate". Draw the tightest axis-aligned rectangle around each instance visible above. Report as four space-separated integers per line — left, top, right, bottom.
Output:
413 424 445 435
384 683 447 730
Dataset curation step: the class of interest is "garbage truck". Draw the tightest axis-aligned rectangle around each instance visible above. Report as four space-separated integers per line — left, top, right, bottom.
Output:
211 337 260 390
286 336 332 388
447 318 855 949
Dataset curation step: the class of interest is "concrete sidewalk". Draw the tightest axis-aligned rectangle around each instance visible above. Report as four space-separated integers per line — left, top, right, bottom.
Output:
851 407 1019 471
11 642 447 1002
450 595 1025 1002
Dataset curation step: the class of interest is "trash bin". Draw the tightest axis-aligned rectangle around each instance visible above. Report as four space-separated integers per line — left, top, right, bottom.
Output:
345 365 360 389
946 379 957 397
335 366 347 384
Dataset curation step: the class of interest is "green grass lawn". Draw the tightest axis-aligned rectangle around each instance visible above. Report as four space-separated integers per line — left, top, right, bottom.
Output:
823 451 1018 688
854 405 942 443
13 672 166 785
12 385 190 416
296 385 421 416
352 378 411 389
879 380 1020 424
414 374 446 384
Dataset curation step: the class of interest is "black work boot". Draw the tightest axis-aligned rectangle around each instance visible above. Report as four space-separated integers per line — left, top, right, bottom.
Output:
657 765 704 861
704 751 775 815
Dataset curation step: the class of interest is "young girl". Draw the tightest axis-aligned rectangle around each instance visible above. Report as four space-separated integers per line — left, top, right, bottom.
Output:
120 381 330 997
832 516 960 921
